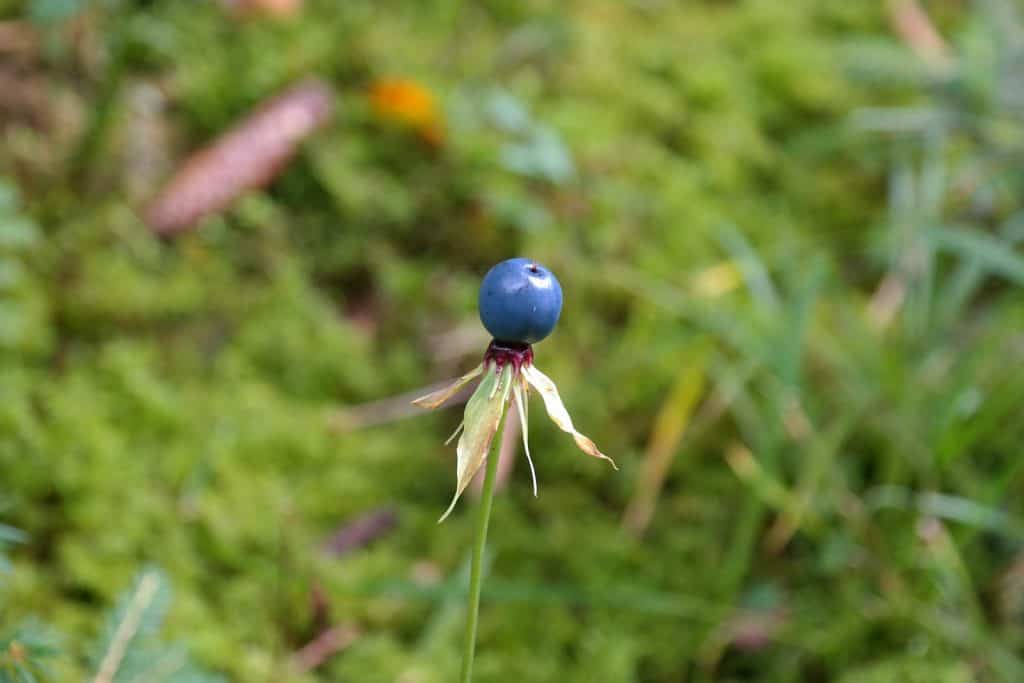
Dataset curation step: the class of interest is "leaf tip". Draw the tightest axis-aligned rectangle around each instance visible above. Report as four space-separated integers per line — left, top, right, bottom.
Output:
437 497 459 524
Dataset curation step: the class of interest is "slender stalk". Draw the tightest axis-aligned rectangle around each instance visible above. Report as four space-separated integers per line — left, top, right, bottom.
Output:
460 419 504 683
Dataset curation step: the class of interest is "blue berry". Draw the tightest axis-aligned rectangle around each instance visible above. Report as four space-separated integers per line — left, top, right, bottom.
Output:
478 258 563 344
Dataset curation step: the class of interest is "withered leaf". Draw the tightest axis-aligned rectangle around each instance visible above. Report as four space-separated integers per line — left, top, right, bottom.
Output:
438 365 512 522
411 363 483 410
522 365 616 469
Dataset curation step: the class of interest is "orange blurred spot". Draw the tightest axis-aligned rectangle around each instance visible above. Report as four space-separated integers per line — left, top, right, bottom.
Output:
8 642 25 664
368 78 445 146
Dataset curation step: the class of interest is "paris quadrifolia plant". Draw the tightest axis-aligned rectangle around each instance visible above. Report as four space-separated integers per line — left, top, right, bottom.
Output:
413 257 616 682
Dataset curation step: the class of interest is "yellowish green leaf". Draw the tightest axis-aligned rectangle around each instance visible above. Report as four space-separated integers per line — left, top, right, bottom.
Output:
723 443 791 508
439 365 513 522
623 346 708 534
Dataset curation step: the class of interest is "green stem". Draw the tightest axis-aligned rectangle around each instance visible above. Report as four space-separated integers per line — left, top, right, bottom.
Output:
459 420 504 683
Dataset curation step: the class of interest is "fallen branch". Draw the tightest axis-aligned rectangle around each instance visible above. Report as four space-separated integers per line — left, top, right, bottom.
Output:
327 379 476 432
144 78 333 236
321 508 398 557
887 0 953 71
291 624 360 674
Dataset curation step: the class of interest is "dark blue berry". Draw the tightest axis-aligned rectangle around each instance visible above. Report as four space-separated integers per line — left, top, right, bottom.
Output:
478 258 563 344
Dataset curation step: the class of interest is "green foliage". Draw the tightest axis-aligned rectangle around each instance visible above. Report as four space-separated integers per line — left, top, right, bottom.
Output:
0 523 26 575
0 619 58 683
0 180 48 355
2 0 1024 681
25 0 84 24
88 569 221 683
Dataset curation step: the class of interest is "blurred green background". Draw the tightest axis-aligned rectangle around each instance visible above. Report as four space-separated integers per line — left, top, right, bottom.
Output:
4 0 1024 681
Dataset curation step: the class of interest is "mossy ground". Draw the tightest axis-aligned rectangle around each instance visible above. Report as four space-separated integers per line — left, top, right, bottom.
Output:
3 1 1024 681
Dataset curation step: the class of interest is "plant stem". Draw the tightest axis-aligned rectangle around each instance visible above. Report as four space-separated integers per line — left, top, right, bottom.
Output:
460 420 504 683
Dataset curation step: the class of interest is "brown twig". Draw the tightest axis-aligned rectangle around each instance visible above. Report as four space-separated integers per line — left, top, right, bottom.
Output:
321 508 398 557
0 21 38 55
144 78 333 235
291 624 360 674
220 0 303 18
887 0 953 71
326 379 476 432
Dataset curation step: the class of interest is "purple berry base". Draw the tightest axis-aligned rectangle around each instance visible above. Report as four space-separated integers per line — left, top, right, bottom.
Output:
483 339 533 374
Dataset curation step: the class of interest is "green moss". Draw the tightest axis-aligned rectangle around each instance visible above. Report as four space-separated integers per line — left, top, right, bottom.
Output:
3 0 1024 680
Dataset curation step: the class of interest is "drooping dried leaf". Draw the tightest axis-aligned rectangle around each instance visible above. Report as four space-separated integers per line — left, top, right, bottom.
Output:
512 379 537 496
144 78 333 236
411 363 483 409
522 365 616 469
438 365 512 522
